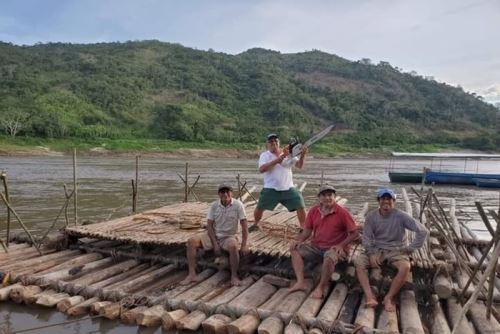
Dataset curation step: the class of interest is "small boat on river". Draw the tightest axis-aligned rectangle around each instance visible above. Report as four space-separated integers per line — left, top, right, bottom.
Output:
473 177 500 188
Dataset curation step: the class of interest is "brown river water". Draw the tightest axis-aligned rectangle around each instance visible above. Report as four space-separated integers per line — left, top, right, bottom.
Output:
0 154 499 333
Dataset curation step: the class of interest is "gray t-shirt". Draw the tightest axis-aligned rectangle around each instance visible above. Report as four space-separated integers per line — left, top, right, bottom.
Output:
207 198 247 239
362 208 429 255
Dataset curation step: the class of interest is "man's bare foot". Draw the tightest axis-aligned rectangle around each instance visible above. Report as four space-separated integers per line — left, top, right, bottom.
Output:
364 298 378 308
230 277 242 286
289 282 308 293
311 287 324 299
180 274 200 286
383 296 396 312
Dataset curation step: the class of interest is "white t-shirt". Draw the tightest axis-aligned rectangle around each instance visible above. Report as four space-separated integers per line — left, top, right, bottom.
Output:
258 151 299 191
207 198 246 238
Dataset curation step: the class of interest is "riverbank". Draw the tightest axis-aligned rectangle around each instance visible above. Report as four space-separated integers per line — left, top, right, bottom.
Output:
1 136 486 159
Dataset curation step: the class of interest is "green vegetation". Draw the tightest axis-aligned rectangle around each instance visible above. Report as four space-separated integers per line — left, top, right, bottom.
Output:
0 40 498 153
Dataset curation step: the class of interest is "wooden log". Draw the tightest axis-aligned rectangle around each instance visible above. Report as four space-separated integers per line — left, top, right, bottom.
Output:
0 283 23 301
67 259 139 287
136 304 166 327
316 283 348 323
162 309 189 331
338 289 361 324
227 313 260 334
400 290 425 334
35 257 114 283
227 278 277 316
273 280 313 323
434 273 453 299
36 290 70 307
176 309 207 331
121 306 149 325
258 287 291 315
258 315 283 334
202 313 233 334
468 302 500 334
445 297 475 334
430 295 451 334
205 276 255 310
151 268 215 305
354 294 376 329
9 285 42 304
1 249 79 271
10 252 85 281
294 284 330 320
89 301 113 315
169 270 229 309
32 252 104 275
263 274 291 288
83 263 150 297
376 310 399 334
57 295 85 313
99 302 122 319
66 297 100 316
283 322 304 334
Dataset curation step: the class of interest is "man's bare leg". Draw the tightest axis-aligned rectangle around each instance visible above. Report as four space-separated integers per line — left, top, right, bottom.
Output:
311 257 335 298
356 266 378 308
383 260 410 312
253 207 264 226
180 237 202 285
296 208 306 228
289 249 308 292
225 239 241 286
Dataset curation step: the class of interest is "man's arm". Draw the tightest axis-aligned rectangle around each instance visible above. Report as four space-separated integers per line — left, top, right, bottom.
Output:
362 219 377 255
206 219 221 255
335 230 359 249
403 215 429 252
259 147 289 173
290 228 313 250
294 146 308 169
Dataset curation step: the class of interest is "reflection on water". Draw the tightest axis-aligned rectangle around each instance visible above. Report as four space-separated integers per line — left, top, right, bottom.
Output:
0 155 499 333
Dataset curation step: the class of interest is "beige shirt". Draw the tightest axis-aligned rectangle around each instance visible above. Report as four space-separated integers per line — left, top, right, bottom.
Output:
207 198 246 238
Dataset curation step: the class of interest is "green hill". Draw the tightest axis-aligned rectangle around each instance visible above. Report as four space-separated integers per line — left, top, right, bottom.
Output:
0 40 498 152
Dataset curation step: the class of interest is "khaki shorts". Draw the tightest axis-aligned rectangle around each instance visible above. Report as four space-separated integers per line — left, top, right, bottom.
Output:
194 232 240 251
354 249 409 269
297 244 345 265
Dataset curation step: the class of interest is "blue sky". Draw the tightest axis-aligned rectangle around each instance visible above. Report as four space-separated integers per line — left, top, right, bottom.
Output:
2 0 499 104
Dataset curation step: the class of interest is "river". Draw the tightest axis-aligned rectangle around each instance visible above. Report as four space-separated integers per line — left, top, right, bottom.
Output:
0 154 499 333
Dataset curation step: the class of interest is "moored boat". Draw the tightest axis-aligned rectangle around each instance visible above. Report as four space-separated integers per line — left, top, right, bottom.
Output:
473 177 500 188
388 171 424 183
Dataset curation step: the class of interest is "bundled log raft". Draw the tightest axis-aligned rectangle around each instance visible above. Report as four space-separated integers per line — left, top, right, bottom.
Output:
1 188 500 334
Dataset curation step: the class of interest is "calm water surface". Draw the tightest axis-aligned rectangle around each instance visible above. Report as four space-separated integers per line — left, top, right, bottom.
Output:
0 154 499 333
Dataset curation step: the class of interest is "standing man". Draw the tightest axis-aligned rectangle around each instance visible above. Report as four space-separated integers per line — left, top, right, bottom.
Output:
289 184 358 298
181 184 249 286
354 188 429 312
253 133 308 228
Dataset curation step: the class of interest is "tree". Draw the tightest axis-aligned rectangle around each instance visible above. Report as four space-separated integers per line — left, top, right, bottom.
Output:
0 109 28 137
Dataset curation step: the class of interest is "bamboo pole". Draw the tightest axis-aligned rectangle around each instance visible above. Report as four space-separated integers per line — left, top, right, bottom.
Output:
73 148 78 225
451 239 500 334
184 162 188 202
1 172 11 247
0 193 42 255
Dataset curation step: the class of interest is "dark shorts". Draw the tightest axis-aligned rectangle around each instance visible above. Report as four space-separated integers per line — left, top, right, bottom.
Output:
297 244 345 265
256 187 305 211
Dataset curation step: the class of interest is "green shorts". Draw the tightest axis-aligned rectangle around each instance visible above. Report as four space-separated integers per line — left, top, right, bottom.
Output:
256 187 305 212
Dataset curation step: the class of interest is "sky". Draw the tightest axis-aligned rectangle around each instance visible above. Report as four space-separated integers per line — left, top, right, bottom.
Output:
1 0 499 105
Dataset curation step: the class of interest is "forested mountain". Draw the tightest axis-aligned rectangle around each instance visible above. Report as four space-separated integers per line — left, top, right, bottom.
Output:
0 40 498 150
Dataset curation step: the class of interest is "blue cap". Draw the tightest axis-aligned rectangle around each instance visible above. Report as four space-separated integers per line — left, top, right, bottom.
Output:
377 188 396 199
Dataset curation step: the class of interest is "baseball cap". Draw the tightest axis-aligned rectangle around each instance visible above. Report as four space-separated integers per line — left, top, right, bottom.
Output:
377 188 396 199
266 133 279 141
217 183 233 192
318 184 336 196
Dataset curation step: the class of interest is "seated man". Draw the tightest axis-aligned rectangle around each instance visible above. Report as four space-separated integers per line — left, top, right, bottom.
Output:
181 183 249 286
354 188 429 311
289 184 358 298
